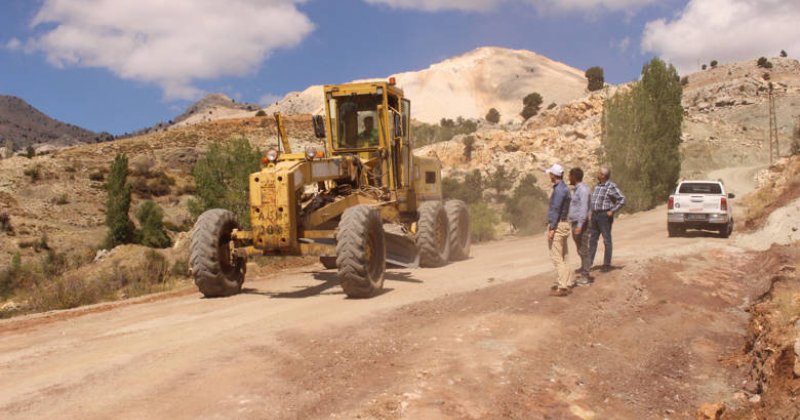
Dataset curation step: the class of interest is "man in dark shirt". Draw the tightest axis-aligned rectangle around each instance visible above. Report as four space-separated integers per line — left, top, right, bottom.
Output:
545 163 574 296
588 167 626 273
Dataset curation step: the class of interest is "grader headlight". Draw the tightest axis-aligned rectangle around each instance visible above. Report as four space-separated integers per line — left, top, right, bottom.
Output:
264 148 280 164
305 146 317 161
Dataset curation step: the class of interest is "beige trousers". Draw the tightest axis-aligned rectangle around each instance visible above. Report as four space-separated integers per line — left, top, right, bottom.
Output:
548 221 574 289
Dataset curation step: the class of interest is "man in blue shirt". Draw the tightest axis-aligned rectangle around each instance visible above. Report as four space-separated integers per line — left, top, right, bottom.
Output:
545 163 574 296
588 167 626 273
568 167 591 285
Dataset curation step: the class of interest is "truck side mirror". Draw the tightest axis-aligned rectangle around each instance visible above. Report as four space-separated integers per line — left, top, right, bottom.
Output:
728 193 735 199
312 115 326 139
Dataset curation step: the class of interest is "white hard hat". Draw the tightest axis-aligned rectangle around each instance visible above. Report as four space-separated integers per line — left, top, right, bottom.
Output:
545 163 564 177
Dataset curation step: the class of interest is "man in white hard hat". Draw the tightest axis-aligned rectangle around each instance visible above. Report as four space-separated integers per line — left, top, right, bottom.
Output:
545 163 574 296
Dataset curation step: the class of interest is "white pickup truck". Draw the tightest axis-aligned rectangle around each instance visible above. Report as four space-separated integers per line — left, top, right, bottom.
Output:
667 180 735 238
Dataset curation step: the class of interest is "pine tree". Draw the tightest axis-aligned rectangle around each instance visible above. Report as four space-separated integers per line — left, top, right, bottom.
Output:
136 200 171 248
601 58 683 212
585 67 605 91
105 153 134 248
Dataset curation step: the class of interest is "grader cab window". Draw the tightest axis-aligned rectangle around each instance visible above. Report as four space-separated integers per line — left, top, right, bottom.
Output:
330 95 381 149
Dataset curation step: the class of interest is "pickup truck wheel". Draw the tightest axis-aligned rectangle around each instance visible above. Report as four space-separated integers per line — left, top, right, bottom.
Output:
719 221 733 238
190 209 246 298
445 200 470 261
667 223 680 237
418 201 450 267
336 205 385 298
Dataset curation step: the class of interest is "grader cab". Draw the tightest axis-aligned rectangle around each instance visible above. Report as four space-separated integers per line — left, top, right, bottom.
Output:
189 80 471 298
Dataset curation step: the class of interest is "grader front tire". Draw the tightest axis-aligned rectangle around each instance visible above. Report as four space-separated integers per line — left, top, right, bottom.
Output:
336 205 386 298
190 209 245 298
445 200 471 261
418 201 450 267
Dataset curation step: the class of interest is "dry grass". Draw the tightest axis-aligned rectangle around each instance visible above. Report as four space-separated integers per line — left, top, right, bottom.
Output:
742 157 800 231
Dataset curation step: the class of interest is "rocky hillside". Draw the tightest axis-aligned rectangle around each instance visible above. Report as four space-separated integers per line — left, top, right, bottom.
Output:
264 47 589 124
171 93 261 127
0 96 106 153
420 56 800 191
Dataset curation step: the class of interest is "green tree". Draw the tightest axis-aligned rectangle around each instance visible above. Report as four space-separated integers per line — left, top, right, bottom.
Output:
487 165 517 202
136 200 171 248
701 64 707 70
25 145 35 159
601 57 684 212
710 60 718 68
189 137 261 228
504 174 549 235
780 50 788 58
485 108 500 124
462 169 483 204
520 92 543 120
105 153 135 248
585 66 605 91
469 202 498 242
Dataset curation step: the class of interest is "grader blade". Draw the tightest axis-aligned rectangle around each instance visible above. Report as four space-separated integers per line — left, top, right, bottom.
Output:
384 230 420 268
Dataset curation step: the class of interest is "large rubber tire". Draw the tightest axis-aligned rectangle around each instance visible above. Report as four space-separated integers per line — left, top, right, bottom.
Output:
445 200 471 261
719 220 733 238
190 209 245 298
667 222 679 237
336 205 386 298
417 201 450 267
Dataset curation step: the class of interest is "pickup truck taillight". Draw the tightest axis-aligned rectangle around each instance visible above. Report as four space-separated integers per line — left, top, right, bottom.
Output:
668 196 674 210
720 197 728 211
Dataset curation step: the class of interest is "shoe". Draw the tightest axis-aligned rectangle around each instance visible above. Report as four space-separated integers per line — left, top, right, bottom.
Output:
550 284 559 291
600 265 612 273
550 288 571 297
576 276 592 286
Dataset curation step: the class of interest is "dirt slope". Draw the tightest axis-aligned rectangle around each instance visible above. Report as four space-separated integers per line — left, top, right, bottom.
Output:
0 171 784 419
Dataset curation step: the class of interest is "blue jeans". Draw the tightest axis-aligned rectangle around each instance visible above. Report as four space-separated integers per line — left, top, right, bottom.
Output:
589 211 614 268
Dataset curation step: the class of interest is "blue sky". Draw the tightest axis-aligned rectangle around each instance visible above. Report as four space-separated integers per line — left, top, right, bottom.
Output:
1 0 798 135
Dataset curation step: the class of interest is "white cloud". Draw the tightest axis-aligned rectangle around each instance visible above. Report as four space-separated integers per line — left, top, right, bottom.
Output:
365 0 656 12
615 36 631 53
5 37 22 50
642 0 800 74
21 0 314 100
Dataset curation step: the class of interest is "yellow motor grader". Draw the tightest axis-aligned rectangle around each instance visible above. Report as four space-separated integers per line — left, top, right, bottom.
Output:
189 80 470 298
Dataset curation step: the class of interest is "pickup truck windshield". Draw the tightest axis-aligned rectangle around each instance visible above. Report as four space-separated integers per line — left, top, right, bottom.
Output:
678 183 722 194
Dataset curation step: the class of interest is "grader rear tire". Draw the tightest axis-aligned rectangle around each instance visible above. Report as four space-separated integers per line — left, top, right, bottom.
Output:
190 209 245 298
418 201 450 267
336 205 386 298
445 200 471 261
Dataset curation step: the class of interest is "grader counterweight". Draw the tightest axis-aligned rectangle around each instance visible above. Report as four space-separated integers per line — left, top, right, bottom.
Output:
189 81 471 298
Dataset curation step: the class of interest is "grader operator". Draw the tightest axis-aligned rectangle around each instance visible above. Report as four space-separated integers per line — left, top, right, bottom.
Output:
189 80 470 299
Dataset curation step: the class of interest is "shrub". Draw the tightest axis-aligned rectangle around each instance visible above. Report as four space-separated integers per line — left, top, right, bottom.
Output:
170 258 190 278
442 170 483 205
547 102 557 110
680 76 689 86
780 50 788 58
462 136 475 161
89 171 105 182
23 165 41 182
105 153 134 248
485 108 500 124
504 174 549 235
136 200 171 248
25 145 35 159
412 118 477 146
27 274 113 312
52 194 69 205
487 165 517 202
189 137 261 228
757 57 773 69
710 60 718 68
0 212 12 233
130 155 156 177
521 92 543 120
702 64 707 70
469 202 498 242
585 66 605 91
255 110 267 117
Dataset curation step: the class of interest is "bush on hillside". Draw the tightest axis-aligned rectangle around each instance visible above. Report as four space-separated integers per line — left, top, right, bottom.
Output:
463 136 475 162
520 92 543 120
469 202 499 243
413 117 478 147
136 200 171 248
485 108 500 124
585 66 605 92
780 50 788 58
710 60 718 68
757 57 773 69
105 153 135 248
189 136 261 228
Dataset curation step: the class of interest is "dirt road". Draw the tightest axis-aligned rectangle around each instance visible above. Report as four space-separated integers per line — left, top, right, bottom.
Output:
0 168 776 419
